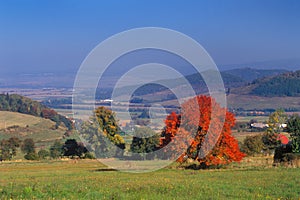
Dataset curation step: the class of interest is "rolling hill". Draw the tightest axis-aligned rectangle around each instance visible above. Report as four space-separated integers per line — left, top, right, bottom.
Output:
111 68 290 103
232 70 300 97
250 70 300 96
0 111 68 149
0 93 73 130
106 68 300 112
224 68 288 82
110 70 247 101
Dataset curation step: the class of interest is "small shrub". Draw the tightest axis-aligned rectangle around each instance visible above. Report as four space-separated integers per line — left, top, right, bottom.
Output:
84 152 95 159
38 149 50 159
24 153 39 160
241 135 264 156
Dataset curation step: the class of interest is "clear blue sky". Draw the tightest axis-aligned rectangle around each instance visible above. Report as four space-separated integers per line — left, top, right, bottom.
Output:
0 0 300 74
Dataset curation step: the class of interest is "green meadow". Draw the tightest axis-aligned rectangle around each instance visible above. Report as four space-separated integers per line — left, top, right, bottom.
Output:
0 159 299 200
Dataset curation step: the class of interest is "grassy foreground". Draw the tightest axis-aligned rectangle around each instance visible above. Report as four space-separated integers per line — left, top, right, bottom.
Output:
0 160 299 200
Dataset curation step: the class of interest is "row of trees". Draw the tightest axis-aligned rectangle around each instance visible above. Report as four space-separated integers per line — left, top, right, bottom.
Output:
81 95 245 168
0 138 93 161
0 138 37 161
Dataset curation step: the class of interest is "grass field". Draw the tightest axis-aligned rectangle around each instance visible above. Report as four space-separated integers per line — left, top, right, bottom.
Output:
0 159 299 200
0 111 67 149
0 111 43 129
235 116 269 123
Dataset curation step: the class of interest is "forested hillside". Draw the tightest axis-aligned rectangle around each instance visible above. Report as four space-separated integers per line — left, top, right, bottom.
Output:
0 94 73 130
250 70 300 96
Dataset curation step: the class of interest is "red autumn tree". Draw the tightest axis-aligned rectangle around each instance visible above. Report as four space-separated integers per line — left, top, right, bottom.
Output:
160 95 245 166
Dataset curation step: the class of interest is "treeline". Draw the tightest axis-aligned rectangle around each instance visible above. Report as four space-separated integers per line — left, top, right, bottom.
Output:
250 70 300 97
0 137 93 161
0 94 73 130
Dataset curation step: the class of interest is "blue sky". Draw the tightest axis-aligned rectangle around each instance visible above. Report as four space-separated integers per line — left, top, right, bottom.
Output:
0 0 300 74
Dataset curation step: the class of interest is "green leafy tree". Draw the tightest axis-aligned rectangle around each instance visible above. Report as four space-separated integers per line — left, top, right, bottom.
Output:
81 119 117 158
21 138 37 160
38 149 50 159
62 139 88 158
263 109 287 152
241 135 264 156
0 140 11 160
266 109 287 133
50 140 63 159
130 127 160 160
286 114 300 153
21 138 35 154
80 107 125 158
24 152 39 160
0 137 22 160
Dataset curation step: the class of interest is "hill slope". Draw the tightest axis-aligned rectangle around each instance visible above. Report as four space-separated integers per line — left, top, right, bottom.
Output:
0 111 68 148
0 111 42 129
232 70 300 97
0 93 73 130
251 70 300 96
111 70 246 100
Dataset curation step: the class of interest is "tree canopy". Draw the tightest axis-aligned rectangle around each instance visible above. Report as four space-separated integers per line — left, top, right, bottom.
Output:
130 126 160 159
160 95 245 167
287 114 300 153
80 106 125 158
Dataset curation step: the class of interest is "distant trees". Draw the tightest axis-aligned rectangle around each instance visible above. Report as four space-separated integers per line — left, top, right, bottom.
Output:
0 136 93 161
0 93 73 130
0 137 21 160
62 139 88 158
130 127 160 159
286 114 300 153
250 70 300 97
49 140 63 159
21 138 38 160
21 138 35 154
38 149 50 159
241 135 264 156
262 109 287 152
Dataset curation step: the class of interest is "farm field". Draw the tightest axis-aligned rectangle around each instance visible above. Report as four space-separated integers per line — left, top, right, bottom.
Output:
0 159 299 200
227 94 300 111
0 111 43 129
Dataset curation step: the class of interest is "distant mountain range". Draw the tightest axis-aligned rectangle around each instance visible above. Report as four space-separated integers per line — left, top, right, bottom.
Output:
112 68 291 101
220 58 300 71
1 58 300 89
224 68 288 82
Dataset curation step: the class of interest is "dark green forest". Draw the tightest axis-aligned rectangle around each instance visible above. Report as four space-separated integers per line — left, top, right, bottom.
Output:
251 70 300 97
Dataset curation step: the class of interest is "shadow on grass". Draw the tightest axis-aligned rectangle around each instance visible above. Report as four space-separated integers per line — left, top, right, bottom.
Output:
93 168 118 172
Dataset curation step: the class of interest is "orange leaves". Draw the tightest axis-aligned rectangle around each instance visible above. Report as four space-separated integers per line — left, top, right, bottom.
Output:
160 95 245 166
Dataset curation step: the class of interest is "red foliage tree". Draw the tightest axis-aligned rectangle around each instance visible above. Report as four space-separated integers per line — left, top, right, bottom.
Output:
41 108 57 119
160 95 245 166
